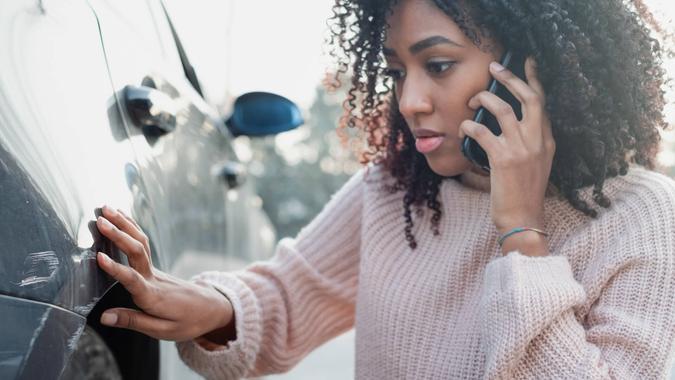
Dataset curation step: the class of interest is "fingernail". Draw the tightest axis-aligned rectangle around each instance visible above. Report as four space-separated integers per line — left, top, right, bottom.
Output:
103 205 118 217
490 61 505 72
98 216 112 228
98 252 110 263
101 312 117 326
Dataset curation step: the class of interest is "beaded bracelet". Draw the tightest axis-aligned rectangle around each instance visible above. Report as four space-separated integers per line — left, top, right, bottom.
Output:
497 227 549 247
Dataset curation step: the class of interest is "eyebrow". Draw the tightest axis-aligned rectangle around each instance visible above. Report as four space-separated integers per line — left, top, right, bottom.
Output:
383 35 464 57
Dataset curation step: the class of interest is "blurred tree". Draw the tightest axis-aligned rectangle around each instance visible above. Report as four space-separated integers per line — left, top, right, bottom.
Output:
249 85 361 240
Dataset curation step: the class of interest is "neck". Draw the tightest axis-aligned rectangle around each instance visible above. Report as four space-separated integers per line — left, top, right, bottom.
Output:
458 167 491 192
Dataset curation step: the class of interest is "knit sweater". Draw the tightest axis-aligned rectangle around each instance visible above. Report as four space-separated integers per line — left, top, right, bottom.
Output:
175 163 675 379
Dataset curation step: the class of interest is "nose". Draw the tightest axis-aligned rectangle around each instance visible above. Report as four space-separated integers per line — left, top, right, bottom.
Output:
397 77 433 120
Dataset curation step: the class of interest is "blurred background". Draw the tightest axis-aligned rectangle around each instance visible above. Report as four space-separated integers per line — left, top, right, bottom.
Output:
162 0 675 378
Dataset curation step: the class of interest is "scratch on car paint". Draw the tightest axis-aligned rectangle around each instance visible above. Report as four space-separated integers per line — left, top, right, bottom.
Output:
73 296 100 316
25 308 52 359
67 324 86 351
14 250 59 287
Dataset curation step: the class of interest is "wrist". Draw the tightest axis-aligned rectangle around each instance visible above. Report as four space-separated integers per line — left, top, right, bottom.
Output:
212 285 235 331
197 284 237 349
499 230 549 257
496 217 544 236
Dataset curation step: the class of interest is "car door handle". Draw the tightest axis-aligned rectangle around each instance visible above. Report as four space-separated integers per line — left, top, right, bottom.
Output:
124 85 177 135
214 161 247 189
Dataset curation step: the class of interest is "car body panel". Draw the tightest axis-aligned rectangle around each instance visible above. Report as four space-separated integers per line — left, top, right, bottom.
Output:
0 0 134 314
0 0 279 378
0 294 85 380
0 1 157 378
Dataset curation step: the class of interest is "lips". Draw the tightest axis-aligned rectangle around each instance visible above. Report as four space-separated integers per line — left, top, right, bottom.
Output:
413 128 446 138
413 128 446 154
415 136 445 153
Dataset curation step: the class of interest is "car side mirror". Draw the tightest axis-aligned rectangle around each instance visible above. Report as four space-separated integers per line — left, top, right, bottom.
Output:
225 92 303 137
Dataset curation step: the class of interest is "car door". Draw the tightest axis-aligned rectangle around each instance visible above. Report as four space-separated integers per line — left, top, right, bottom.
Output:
87 0 251 270
85 2 272 378
0 0 149 377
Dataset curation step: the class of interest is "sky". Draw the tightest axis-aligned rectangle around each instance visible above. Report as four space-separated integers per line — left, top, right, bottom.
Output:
164 0 334 109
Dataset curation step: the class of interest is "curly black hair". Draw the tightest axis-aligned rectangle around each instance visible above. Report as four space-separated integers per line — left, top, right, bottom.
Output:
327 0 671 249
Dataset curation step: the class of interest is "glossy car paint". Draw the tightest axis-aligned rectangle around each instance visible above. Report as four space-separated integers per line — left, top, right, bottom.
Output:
0 0 143 376
0 0 276 378
0 294 85 380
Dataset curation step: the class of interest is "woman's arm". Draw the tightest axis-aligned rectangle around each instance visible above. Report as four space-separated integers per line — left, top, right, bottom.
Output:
175 166 366 378
96 166 368 380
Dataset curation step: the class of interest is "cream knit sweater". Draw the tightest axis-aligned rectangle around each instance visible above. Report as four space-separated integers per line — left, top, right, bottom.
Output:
176 163 675 379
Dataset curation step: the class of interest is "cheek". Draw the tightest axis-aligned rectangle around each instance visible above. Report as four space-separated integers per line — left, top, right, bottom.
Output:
432 80 479 127
434 67 493 125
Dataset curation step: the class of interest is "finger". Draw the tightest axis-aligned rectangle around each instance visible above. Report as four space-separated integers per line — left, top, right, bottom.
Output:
97 252 148 295
97 216 152 277
525 57 555 145
459 119 501 158
102 206 151 257
524 57 545 99
114 208 154 265
116 208 141 229
468 91 521 140
488 60 544 121
523 57 554 148
100 307 176 340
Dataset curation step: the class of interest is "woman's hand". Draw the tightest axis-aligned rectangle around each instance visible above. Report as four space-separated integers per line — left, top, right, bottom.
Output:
95 205 234 342
458 58 555 254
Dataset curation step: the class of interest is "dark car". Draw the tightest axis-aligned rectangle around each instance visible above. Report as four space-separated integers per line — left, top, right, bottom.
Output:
0 0 301 378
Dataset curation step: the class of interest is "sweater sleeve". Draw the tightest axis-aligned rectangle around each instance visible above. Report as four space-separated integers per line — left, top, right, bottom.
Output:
174 167 367 380
479 211 675 379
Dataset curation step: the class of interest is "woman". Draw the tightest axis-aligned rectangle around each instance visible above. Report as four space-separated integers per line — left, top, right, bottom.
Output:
95 0 675 378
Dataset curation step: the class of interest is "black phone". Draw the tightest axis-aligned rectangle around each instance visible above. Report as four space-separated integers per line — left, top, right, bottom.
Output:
460 50 528 172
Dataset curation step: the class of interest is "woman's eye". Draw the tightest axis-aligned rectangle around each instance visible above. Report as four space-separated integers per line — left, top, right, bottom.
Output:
383 68 405 81
426 61 456 75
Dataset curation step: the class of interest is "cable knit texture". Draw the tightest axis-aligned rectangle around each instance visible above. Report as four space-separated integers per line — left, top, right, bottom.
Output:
175 163 675 379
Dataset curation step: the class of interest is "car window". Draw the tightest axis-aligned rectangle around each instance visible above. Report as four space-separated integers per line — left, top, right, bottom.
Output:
159 2 203 97
92 0 186 83
160 0 234 109
91 0 205 98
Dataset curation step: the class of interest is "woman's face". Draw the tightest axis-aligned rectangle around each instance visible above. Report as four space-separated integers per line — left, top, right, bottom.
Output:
384 0 503 177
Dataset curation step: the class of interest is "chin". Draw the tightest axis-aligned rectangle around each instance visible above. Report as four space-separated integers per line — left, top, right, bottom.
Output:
424 153 473 177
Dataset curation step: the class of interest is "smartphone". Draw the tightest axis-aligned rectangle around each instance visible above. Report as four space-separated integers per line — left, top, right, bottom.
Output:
460 50 528 172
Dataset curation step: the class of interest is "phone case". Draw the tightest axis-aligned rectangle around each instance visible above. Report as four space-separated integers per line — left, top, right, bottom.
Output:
461 50 528 172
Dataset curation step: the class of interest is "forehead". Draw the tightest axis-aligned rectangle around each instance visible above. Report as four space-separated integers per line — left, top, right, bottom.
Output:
383 0 471 48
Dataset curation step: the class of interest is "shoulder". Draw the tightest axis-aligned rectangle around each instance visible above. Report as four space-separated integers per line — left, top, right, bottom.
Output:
573 165 675 262
355 162 407 210
602 165 675 221
559 168 675 302
559 166 675 258
345 161 398 193
361 161 395 184
569 165 675 222
328 161 397 202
